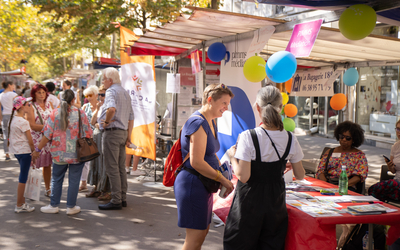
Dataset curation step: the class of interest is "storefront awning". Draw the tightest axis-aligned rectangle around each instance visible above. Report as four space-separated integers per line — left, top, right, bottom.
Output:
127 7 400 68
0 68 25 75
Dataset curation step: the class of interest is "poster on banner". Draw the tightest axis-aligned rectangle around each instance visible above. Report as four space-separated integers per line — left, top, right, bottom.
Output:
177 85 201 106
218 37 258 162
166 73 181 93
245 26 275 60
191 50 201 74
179 67 196 86
290 67 343 97
119 25 156 161
286 19 323 58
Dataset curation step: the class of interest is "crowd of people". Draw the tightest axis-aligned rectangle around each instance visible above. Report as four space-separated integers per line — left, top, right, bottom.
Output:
0 67 142 214
1 73 399 248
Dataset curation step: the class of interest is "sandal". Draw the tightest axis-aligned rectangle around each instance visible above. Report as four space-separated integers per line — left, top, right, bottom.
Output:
45 189 51 197
85 190 101 198
79 186 88 192
98 192 111 201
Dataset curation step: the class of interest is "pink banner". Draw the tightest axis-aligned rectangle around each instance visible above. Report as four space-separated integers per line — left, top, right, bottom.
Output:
285 19 323 58
191 50 201 74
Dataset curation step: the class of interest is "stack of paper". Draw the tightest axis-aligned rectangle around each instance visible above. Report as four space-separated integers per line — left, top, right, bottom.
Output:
346 204 397 215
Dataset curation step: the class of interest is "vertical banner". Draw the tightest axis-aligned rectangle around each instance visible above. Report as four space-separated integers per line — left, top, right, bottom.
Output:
191 50 201 74
120 26 156 160
286 19 323 58
218 37 259 162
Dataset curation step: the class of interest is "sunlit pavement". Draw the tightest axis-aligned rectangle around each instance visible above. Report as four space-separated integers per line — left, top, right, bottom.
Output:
0 134 391 249
0 153 224 250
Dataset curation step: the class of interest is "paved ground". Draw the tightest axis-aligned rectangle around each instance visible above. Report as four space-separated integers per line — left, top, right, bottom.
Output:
0 134 393 250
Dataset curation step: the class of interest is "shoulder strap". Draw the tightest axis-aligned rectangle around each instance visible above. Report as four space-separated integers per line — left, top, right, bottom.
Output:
324 148 334 173
281 131 293 161
32 102 44 125
78 108 82 138
249 129 261 162
179 129 190 164
261 127 282 160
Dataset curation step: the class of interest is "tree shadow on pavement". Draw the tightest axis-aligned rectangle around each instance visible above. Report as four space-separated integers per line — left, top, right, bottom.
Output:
0 160 224 250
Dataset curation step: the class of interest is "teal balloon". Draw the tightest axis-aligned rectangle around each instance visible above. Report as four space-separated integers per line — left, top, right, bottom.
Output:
343 68 359 86
339 4 377 40
283 118 295 132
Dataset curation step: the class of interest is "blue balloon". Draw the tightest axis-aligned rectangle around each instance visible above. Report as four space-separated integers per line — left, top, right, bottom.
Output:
265 51 297 83
343 68 359 86
207 42 226 62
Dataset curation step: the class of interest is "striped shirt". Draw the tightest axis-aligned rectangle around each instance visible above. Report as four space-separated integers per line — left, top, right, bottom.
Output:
99 83 134 130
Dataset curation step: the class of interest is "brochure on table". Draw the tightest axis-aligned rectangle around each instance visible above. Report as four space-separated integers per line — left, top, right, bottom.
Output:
285 181 398 217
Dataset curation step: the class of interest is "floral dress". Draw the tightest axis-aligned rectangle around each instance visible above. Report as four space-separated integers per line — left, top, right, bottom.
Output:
316 151 368 182
32 101 52 168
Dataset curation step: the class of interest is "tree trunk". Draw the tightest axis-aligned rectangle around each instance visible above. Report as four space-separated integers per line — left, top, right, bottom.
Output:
211 0 218 9
110 32 117 58
63 57 67 72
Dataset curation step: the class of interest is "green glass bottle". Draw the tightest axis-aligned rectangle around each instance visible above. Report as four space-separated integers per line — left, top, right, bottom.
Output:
339 165 348 195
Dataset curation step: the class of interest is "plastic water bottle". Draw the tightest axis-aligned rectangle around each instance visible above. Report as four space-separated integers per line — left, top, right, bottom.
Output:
362 231 374 250
338 165 348 195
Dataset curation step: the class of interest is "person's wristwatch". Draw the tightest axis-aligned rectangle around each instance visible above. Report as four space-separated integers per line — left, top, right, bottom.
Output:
104 121 109 124
35 147 41 152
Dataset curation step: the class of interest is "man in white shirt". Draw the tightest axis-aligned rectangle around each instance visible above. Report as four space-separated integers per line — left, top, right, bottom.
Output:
0 81 18 161
58 80 80 108
45 82 60 108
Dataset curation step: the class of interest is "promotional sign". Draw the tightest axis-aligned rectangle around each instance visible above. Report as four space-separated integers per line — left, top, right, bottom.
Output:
166 73 181 93
286 19 323 58
290 67 342 97
218 37 259 162
245 26 276 60
120 26 156 160
179 67 196 86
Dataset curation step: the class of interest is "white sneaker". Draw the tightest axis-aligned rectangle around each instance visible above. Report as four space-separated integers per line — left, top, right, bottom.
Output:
40 205 59 214
125 167 130 173
15 204 35 213
66 206 81 215
130 169 146 176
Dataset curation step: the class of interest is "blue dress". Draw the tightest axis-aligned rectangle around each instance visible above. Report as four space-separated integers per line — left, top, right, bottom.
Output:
174 111 220 230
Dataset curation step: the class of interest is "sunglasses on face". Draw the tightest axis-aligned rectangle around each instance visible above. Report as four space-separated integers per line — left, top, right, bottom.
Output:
395 127 400 132
85 94 93 98
339 134 352 141
98 93 105 97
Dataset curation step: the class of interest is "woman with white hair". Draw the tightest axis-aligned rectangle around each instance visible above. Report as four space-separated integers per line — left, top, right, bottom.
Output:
78 85 99 192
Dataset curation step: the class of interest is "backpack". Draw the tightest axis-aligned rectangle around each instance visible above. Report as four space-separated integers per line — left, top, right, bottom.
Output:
162 131 189 187
162 115 203 187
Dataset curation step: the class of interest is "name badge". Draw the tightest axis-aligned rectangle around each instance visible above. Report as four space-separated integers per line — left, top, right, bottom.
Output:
332 153 341 158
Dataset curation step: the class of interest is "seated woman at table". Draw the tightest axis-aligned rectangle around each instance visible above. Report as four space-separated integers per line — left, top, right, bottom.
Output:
316 121 368 194
368 119 400 202
224 85 305 250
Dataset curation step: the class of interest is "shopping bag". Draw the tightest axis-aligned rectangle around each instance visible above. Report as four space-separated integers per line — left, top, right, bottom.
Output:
24 167 42 201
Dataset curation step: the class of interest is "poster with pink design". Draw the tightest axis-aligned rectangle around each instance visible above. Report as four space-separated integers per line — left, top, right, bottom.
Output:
285 19 323 58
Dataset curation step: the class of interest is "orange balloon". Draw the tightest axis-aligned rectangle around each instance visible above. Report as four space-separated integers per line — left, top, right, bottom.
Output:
284 103 298 117
285 79 293 93
330 93 347 110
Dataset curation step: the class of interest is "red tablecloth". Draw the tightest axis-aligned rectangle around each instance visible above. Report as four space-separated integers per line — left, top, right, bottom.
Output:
213 176 400 250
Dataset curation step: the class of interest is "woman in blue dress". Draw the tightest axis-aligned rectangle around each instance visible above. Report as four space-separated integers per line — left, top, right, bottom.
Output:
174 83 235 250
